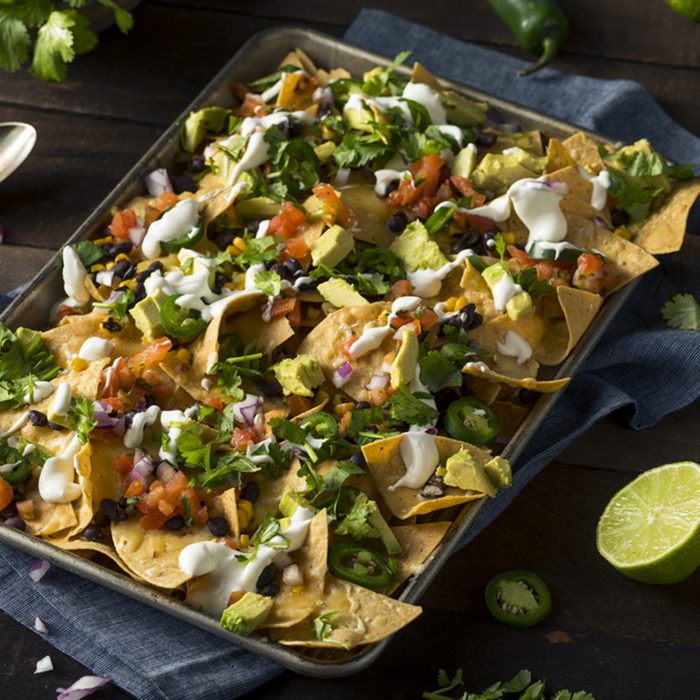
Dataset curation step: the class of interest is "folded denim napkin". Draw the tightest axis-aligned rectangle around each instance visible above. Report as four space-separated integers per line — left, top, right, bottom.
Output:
1 9 698 699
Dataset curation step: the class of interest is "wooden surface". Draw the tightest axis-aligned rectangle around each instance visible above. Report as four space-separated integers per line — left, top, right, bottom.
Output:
0 1 698 697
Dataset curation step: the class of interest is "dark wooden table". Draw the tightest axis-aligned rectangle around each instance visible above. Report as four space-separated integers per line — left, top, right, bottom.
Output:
1 2 698 698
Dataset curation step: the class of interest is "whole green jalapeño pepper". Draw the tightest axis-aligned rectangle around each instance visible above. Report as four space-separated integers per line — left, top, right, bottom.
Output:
488 0 570 76
328 543 397 591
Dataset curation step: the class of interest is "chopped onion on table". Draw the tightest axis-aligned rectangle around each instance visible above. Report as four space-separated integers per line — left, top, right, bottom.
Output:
34 655 53 674
56 676 110 700
34 616 48 633
28 559 50 582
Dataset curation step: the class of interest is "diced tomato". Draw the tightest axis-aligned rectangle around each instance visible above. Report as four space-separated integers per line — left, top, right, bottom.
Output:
138 470 190 530
0 476 13 511
450 176 486 207
125 480 143 498
127 338 173 378
115 455 134 476
268 202 307 239
386 279 413 301
280 237 309 262
386 154 445 212
228 590 246 606
418 308 439 330
507 245 536 268
233 426 258 451
573 254 618 294
206 396 225 412
390 314 411 330
454 212 497 233
312 183 358 228
101 357 133 397
143 192 180 227
341 338 358 361
576 253 605 276
234 93 268 117
109 209 138 241
270 296 302 327
182 488 208 528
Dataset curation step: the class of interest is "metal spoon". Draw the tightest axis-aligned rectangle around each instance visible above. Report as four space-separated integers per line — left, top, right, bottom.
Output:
0 122 37 184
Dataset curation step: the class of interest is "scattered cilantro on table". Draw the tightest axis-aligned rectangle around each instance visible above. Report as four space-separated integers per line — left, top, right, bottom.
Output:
662 294 700 331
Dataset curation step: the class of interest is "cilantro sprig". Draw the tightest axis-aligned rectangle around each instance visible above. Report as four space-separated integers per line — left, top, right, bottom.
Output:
662 294 700 331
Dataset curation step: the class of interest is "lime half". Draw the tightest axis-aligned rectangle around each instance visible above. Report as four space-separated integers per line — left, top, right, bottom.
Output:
596 461 700 584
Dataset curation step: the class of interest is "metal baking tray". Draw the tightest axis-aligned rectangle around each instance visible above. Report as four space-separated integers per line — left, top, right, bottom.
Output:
0 26 638 677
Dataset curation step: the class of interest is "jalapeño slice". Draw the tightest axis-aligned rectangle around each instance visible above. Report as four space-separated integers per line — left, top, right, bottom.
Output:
328 543 396 591
485 570 552 628
160 222 204 254
444 397 500 445
159 295 207 340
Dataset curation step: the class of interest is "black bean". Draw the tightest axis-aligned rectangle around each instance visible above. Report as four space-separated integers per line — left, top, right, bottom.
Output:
215 229 237 251
287 120 303 138
350 450 367 469
256 379 283 398
118 496 128 509
186 155 206 174
256 565 277 590
420 475 446 499
356 401 371 410
318 103 333 118
83 524 103 541
173 174 196 194
476 130 497 147
435 387 461 411
108 242 133 258
28 410 48 427
165 515 185 531
611 209 630 227
387 211 408 233
134 283 146 303
282 258 304 279
148 261 164 273
4 517 25 531
262 583 280 597
100 498 128 522
451 230 481 254
47 421 65 431
418 330 429 342
383 180 400 197
295 278 319 291
101 318 122 333
211 271 227 295
112 259 134 280
239 481 259 504
207 515 230 537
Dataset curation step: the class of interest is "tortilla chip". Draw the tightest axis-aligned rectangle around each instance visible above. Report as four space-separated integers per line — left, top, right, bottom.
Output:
217 487 240 540
279 48 317 75
66 443 94 538
411 62 443 91
275 575 422 649
250 460 307 530
546 138 577 172
491 400 530 438
25 494 78 537
388 521 450 593
337 185 395 247
362 435 490 520
463 374 502 404
632 180 700 254
562 132 605 172
111 519 211 588
263 509 329 628
462 361 569 393
225 307 294 355
298 301 390 402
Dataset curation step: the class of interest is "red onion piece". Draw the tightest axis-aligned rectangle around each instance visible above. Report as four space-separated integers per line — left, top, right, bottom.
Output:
127 224 146 247
126 453 154 487
56 676 110 700
28 559 50 582
233 394 263 426
332 361 353 388
34 616 48 633
423 426 439 435
145 168 173 197
334 167 350 186
156 461 177 484
366 372 389 391
593 216 609 228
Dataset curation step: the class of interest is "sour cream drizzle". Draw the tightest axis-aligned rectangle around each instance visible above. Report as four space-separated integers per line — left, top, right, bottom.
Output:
389 432 440 491
577 166 611 211
61 247 90 305
496 330 532 364
407 248 472 298
77 337 115 362
142 199 200 259
22 381 55 405
38 436 82 504
179 506 316 616
124 405 161 449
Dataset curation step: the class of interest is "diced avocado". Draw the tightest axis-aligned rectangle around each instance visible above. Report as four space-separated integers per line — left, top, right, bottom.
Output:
472 148 547 194
483 456 512 489
452 144 478 179
481 263 507 290
279 491 313 518
317 279 368 308
274 355 324 398
505 291 533 321
236 197 281 220
180 106 230 153
390 328 418 389
389 220 449 272
311 225 355 268
443 448 496 497
219 591 274 636
441 90 488 127
314 141 336 164
342 97 374 133
129 292 166 342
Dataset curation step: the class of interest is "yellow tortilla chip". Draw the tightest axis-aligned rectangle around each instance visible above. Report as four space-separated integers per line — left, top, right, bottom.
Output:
463 374 502 405
275 575 422 649
217 487 240 540
388 521 450 593
250 460 307 530
462 361 569 393
337 185 395 247
491 400 530 438
225 307 295 355
562 131 605 172
632 180 700 254
263 509 329 628
546 138 577 172
362 434 490 520
111 519 211 588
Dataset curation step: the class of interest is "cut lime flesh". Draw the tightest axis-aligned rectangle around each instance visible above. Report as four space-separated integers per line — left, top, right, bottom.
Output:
596 461 700 584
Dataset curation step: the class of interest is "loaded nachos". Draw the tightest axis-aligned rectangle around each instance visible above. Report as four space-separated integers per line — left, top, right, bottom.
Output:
1 48 698 655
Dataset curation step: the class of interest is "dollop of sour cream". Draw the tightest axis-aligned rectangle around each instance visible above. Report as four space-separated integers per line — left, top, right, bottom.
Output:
77 337 115 362
389 432 440 491
62 247 90 305
142 199 200 259
38 436 83 503
124 405 161 449
22 381 55 405
496 330 532 364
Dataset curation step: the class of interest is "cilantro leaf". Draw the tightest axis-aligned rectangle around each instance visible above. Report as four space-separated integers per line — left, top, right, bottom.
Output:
94 288 134 322
362 50 411 96
385 385 438 427
335 492 381 540
0 10 31 72
176 424 213 470
254 270 282 299
269 417 307 445
71 240 106 268
418 351 462 393
238 235 284 267
333 131 392 169
266 137 321 197
662 294 700 330
248 64 298 93
198 451 260 488
97 0 134 34
311 610 338 641
68 397 97 444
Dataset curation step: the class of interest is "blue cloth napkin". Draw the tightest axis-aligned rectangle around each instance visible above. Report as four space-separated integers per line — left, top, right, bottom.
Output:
1 9 699 699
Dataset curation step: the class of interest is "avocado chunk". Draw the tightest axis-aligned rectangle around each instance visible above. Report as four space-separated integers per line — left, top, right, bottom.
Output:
483 455 512 489
317 279 368 308
342 96 375 133
442 448 496 497
441 90 488 127
274 355 325 397
472 147 547 194
219 591 274 636
452 144 478 179
236 197 281 220
314 141 336 164
181 106 230 154
335 492 402 556
389 220 449 272
129 292 166 342
311 225 355 269
505 291 533 321
279 491 314 518
390 327 418 389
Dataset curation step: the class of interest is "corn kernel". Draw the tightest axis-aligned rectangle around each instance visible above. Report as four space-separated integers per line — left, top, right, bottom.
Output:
90 264 107 272
175 348 191 363
238 499 254 530
334 402 355 416
503 232 516 245
93 236 113 246
614 226 632 240
225 245 238 257
291 585 303 595
71 357 89 372
444 297 458 312
314 390 329 406
114 253 130 263
119 279 137 291
239 534 250 549
233 237 247 252
454 296 468 311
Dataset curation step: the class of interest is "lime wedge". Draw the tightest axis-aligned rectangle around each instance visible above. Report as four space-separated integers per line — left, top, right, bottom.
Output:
596 461 700 584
